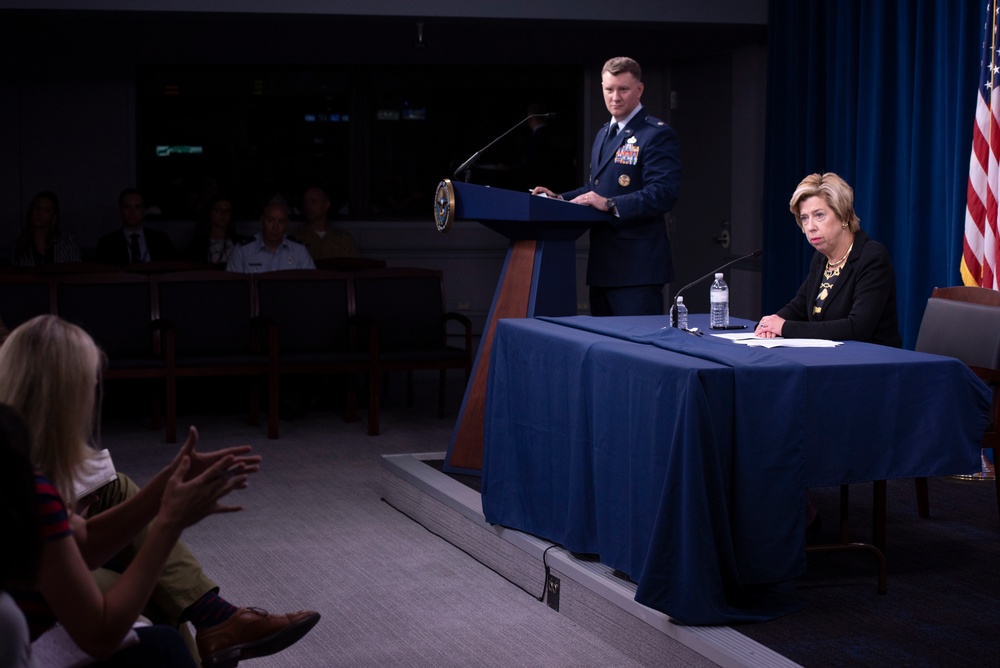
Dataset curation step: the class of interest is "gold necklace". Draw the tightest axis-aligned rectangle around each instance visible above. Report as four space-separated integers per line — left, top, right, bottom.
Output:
826 240 854 268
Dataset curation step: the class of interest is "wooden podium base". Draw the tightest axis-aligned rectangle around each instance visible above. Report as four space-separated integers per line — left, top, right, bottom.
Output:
445 240 538 472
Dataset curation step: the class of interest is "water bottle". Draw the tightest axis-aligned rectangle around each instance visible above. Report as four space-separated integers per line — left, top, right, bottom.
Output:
671 296 689 330
710 272 729 328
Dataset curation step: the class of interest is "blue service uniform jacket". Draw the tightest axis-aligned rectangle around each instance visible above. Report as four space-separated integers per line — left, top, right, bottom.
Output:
563 109 681 287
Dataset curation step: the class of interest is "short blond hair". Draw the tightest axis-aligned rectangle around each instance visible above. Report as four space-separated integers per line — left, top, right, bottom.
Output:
602 57 642 81
789 172 861 232
0 315 103 503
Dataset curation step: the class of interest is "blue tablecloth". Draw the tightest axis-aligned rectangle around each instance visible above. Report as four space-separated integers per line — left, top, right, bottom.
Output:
480 315 991 624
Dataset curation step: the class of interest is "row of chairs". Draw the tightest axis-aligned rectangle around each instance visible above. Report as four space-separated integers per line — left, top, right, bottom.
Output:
0 267 473 441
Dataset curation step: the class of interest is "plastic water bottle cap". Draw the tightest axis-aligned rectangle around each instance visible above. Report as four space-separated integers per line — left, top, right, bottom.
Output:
677 296 684 303
715 273 723 279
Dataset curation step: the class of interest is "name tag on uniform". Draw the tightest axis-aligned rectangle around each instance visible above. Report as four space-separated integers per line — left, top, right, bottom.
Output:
615 144 639 165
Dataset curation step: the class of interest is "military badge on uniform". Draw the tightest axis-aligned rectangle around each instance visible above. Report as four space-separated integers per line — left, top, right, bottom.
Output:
618 175 631 187
614 143 639 166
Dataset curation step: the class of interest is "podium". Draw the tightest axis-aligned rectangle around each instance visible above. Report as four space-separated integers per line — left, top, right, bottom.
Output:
439 181 608 473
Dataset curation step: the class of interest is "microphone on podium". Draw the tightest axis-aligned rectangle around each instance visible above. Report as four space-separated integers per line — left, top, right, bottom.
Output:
454 113 557 182
670 249 763 328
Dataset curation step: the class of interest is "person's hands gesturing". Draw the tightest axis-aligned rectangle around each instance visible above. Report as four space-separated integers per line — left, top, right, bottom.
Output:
158 454 248 531
169 425 261 487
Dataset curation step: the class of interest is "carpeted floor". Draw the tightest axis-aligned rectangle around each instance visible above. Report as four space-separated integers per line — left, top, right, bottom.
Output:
100 374 651 668
737 476 1000 667
100 374 1000 667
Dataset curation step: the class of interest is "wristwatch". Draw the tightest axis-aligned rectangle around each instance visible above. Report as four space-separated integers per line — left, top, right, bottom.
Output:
605 198 617 214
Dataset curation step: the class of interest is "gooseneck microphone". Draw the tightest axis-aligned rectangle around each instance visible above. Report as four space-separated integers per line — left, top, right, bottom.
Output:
454 113 557 182
670 249 763 328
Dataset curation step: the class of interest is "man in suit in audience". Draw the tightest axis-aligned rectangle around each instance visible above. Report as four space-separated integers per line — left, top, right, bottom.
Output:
96 188 176 265
289 186 357 260
226 197 315 273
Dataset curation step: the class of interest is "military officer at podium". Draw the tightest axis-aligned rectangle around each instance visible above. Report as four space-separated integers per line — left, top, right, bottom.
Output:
532 56 681 316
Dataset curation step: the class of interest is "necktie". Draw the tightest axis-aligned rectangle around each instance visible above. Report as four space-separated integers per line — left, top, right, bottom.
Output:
602 123 619 162
129 234 142 264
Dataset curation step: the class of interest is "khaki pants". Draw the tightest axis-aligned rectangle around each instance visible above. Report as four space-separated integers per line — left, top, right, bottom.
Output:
89 472 219 625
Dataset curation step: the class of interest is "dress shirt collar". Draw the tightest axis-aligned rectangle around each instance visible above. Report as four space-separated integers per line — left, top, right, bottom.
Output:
610 104 643 134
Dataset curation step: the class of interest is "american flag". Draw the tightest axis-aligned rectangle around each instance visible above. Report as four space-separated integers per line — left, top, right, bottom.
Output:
963 0 1000 288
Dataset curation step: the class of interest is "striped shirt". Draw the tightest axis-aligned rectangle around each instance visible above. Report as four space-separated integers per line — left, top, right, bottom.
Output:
10 475 71 640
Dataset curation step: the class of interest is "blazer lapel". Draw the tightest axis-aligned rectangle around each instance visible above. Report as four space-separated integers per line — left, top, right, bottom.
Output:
592 125 608 176
814 232 864 319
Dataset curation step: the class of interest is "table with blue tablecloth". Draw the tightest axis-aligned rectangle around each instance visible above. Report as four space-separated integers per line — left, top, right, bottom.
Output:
480 315 991 625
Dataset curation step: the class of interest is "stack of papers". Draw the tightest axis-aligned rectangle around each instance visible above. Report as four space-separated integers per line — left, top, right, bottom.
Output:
709 332 843 348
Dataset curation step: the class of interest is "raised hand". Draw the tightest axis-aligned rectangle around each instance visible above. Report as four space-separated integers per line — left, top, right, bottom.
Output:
171 426 261 484
158 454 248 530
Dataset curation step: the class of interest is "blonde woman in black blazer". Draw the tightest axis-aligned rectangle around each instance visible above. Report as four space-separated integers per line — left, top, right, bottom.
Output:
756 173 901 348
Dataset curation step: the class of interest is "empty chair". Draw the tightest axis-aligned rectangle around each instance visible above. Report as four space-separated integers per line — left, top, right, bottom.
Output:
254 269 377 437
352 267 472 435
55 272 170 436
313 257 386 272
913 286 1000 520
156 270 277 442
31 261 120 275
0 272 54 330
123 259 214 274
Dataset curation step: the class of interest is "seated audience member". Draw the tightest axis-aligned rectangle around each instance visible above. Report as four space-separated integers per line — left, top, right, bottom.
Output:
755 172 901 347
96 189 176 265
186 196 248 267
0 405 41 668
12 191 82 267
0 316 320 667
290 186 357 260
226 198 315 273
755 172 901 535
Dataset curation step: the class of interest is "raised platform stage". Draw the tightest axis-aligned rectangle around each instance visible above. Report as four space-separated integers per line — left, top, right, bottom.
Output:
379 452 801 668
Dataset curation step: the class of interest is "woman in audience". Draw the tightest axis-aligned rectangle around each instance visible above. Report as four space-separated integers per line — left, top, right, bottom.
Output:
0 315 254 666
12 191 81 267
186 196 246 267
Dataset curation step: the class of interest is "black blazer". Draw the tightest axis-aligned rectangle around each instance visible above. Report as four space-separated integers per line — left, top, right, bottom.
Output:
776 229 901 347
95 227 176 265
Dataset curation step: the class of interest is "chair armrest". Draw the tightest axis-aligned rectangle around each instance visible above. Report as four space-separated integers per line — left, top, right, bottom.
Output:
443 312 472 329
970 365 1000 385
443 312 473 351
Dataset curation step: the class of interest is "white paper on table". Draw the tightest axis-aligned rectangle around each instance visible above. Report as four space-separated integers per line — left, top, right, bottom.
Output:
709 332 759 341
736 338 842 348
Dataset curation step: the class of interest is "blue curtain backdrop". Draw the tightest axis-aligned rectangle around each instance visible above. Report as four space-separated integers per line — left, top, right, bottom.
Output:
763 0 982 348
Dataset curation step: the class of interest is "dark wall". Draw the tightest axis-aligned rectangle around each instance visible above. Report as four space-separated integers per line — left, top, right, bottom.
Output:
0 9 767 305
